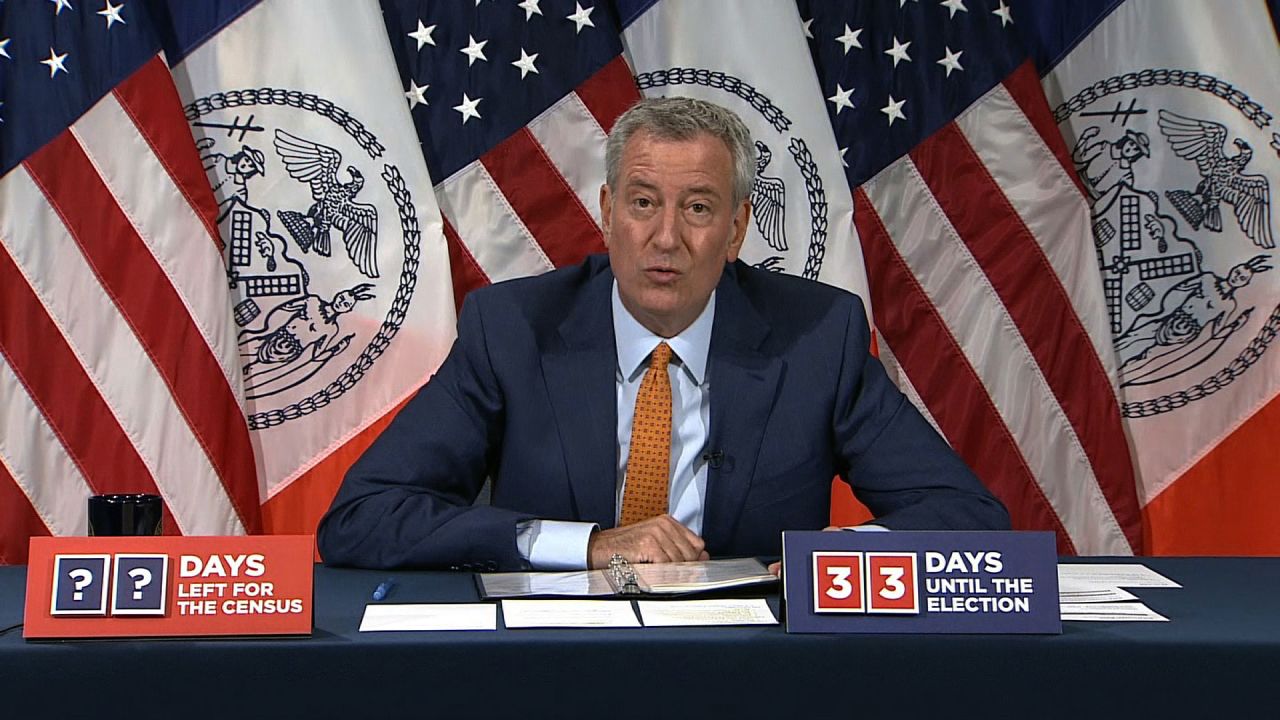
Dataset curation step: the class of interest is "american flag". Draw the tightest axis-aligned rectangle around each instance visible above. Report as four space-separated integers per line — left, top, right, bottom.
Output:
382 0 1142 554
380 0 639 303
0 1 261 562
800 0 1140 553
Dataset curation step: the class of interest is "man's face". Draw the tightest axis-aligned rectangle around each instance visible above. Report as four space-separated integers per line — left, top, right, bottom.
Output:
1119 139 1142 162
600 130 749 337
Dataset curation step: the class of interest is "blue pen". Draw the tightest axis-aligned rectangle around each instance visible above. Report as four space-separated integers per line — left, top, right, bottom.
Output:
371 578 395 601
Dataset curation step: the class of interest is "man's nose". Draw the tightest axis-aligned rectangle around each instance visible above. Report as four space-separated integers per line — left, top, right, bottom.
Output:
650 207 682 250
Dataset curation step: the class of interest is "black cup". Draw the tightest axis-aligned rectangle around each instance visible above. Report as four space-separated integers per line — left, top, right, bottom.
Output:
88 494 163 536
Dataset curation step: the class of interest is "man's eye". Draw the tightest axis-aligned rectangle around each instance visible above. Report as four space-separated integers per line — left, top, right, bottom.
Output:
689 203 709 214
633 198 652 209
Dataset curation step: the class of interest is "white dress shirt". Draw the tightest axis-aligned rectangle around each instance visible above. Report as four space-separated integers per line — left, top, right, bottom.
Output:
515 282 715 569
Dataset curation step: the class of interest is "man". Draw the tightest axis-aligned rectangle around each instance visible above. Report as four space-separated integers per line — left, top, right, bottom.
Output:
318 97 1008 572
1071 125 1151 204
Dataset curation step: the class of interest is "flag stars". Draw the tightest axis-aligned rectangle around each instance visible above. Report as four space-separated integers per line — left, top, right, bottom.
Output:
98 1 126 28
518 0 543 21
567 3 595 33
405 79 428 110
50 0 74 15
801 17 814 40
454 93 482 124
512 49 539 79
839 147 848 168
408 20 437 50
941 0 967 18
937 47 963 77
993 0 1014 27
835 25 863 55
460 35 488 66
41 47 69 78
885 37 912 67
881 95 906 126
0 38 11 61
828 84 855 114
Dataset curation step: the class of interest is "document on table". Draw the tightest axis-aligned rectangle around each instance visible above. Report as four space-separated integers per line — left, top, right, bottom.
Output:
1060 602 1169 622
501 600 641 628
1057 579 1138 604
359 603 497 632
636 598 777 627
1058 564 1182 588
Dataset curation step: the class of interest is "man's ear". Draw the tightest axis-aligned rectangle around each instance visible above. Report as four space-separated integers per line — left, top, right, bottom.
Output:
599 184 612 245
726 200 751 263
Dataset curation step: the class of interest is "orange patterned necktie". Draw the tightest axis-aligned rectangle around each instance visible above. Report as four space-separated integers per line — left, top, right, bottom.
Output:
619 341 673 526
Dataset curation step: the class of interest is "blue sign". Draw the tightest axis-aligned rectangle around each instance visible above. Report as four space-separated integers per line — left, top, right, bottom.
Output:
782 531 1061 634
51 555 111 616
111 554 169 616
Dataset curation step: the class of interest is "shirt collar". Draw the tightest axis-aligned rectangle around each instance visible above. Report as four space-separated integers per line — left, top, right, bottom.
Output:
612 281 714 385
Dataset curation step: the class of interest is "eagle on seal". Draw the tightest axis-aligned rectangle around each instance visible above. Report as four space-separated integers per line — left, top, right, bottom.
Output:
1158 109 1273 249
273 129 381 277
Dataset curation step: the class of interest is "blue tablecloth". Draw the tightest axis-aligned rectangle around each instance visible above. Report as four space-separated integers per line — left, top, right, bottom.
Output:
1 557 1276 718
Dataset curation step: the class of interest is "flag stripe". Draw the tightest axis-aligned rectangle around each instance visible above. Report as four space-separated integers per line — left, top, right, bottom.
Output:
443 216 491 309
853 187 1076 553
437 161 554 283
111 57 224 252
0 452 51 565
1000 61 1088 198
0 238 162 512
572 55 642 133
72 93 245 396
0 354 94 539
1142 392 1280 554
911 124 1135 552
526 93 611 230
955 83 1118 379
22 133 260 533
479 127 606 268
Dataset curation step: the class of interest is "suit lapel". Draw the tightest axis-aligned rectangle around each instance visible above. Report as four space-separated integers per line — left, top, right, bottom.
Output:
541 266 618 528
702 265 783 552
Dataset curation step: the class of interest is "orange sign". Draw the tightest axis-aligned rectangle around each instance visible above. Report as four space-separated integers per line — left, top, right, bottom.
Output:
24 535 314 639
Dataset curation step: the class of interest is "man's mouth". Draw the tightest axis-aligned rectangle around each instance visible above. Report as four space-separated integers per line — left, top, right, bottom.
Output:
644 266 680 283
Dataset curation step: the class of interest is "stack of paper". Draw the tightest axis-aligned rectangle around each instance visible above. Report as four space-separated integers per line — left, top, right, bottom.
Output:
1057 564 1180 622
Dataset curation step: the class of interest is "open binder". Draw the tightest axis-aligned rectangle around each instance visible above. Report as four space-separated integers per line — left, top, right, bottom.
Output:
476 556 776 599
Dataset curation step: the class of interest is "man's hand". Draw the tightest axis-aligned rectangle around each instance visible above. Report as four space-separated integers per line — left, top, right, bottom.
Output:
587 515 709 569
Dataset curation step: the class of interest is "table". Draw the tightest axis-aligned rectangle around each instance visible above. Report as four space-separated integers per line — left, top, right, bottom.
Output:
2 558 1276 718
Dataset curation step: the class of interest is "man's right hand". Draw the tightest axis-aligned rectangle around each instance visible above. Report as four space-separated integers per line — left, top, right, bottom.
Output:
587 515 709 569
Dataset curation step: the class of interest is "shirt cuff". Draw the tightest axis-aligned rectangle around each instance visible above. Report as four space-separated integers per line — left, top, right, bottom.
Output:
844 524 889 532
515 519 598 570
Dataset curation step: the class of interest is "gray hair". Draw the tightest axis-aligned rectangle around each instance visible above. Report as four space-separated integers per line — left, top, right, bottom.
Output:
605 96 756 206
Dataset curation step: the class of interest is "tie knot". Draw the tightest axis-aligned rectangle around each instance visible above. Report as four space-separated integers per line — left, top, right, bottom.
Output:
649 341 673 370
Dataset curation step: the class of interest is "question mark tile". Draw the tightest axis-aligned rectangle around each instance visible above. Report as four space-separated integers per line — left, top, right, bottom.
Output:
111 555 169 616
51 555 112 616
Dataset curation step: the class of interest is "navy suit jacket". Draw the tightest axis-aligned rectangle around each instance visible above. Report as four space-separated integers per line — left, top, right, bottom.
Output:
318 255 1008 570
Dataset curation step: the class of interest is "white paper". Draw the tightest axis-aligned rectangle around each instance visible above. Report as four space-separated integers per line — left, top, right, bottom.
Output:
637 599 778 627
501 600 640 628
1058 564 1181 588
1057 579 1139 603
1060 602 1170 622
359 603 497 632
